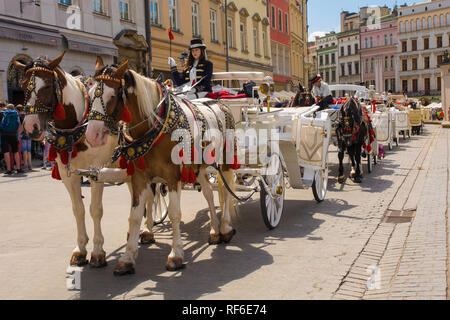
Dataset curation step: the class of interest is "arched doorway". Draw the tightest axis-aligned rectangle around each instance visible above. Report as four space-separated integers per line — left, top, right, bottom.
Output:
113 29 148 76
7 54 32 105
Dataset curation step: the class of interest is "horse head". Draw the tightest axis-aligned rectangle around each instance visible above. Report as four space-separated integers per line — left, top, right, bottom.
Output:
13 52 69 140
339 98 361 147
86 58 133 147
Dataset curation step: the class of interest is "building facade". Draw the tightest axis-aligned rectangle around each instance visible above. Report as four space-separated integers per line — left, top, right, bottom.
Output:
289 0 307 88
305 41 318 86
0 0 145 104
225 0 272 83
316 32 338 85
360 13 398 93
397 0 450 96
337 11 361 85
149 0 228 80
269 0 291 91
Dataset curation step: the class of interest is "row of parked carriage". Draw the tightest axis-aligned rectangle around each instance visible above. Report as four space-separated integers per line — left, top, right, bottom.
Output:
15 52 427 275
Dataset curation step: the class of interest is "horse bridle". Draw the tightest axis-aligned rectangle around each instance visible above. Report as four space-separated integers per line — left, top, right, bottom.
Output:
23 62 63 117
88 68 129 135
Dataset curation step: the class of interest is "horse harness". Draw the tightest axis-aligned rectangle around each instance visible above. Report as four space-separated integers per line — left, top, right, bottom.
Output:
23 62 63 116
87 69 130 135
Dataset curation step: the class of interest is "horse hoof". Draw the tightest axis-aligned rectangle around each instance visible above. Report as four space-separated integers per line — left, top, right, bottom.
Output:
220 229 236 244
354 176 362 183
70 252 88 266
208 233 222 245
89 253 107 268
113 261 135 276
165 257 185 271
338 176 345 183
140 231 155 245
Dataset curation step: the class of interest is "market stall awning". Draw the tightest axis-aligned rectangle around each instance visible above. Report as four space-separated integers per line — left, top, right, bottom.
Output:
62 33 118 57
0 19 62 47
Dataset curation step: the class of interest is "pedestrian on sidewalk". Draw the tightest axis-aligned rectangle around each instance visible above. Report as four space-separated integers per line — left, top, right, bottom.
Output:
17 105 32 171
41 140 53 170
0 104 22 174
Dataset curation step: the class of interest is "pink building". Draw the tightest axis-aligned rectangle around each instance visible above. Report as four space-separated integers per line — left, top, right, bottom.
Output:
360 15 398 93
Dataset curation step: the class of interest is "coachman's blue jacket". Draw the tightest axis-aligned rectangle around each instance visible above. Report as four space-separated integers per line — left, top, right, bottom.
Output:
170 59 213 93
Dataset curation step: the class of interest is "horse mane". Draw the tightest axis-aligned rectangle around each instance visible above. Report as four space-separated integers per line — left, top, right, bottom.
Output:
128 70 161 126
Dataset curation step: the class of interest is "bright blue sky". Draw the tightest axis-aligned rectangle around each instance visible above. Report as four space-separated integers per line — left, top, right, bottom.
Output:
308 0 418 41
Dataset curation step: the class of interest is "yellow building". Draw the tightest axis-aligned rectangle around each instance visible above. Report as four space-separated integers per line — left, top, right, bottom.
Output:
289 0 308 87
224 1 273 83
149 0 227 79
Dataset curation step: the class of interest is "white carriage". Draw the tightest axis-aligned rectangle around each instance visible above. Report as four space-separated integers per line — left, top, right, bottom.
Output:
198 72 333 229
372 109 394 150
391 108 411 142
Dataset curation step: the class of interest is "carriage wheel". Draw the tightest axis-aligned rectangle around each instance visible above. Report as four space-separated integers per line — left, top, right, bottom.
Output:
259 154 285 230
367 153 373 173
152 183 169 225
312 165 328 203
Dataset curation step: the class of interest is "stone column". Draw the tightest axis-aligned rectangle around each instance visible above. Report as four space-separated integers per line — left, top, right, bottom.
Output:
440 61 450 121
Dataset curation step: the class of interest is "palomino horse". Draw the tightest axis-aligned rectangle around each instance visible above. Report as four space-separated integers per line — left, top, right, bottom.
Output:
13 53 130 268
85 60 238 275
335 98 368 183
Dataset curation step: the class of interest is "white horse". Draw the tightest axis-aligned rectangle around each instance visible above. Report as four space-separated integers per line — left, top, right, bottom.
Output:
14 53 160 267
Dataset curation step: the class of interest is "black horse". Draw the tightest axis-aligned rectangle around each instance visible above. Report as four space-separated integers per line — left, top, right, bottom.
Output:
336 98 367 184
290 86 315 107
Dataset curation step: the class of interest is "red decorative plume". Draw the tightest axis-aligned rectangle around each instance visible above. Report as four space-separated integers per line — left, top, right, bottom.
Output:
168 27 175 41
54 103 66 120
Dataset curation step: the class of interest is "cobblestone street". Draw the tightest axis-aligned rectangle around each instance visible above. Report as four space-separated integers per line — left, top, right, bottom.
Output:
0 125 448 300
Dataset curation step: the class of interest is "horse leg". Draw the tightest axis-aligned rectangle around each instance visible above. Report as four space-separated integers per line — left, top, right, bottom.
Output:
197 168 221 245
61 172 89 266
219 169 236 243
114 175 151 276
166 182 185 271
338 146 345 183
354 143 362 183
140 185 156 245
88 181 107 268
349 145 356 179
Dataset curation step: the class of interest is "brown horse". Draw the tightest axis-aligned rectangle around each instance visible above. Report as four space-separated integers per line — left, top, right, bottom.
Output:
85 59 238 275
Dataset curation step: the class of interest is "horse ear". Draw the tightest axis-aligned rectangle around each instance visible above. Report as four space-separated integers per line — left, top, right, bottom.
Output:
48 51 66 70
13 61 26 71
115 60 129 79
95 56 105 72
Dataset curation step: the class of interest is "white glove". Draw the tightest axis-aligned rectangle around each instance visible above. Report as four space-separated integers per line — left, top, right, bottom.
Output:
168 57 177 68
182 85 192 93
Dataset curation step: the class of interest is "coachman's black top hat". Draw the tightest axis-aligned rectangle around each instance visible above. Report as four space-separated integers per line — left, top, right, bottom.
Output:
310 74 321 84
190 39 207 50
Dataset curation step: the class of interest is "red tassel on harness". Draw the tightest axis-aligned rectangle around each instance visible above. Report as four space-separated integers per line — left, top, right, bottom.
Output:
122 107 132 123
119 156 128 169
230 155 241 170
137 156 146 171
71 144 78 159
370 128 374 136
52 165 61 180
48 145 57 162
127 161 135 176
54 102 66 120
60 149 69 165
188 167 196 184
367 144 372 152
181 166 189 183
